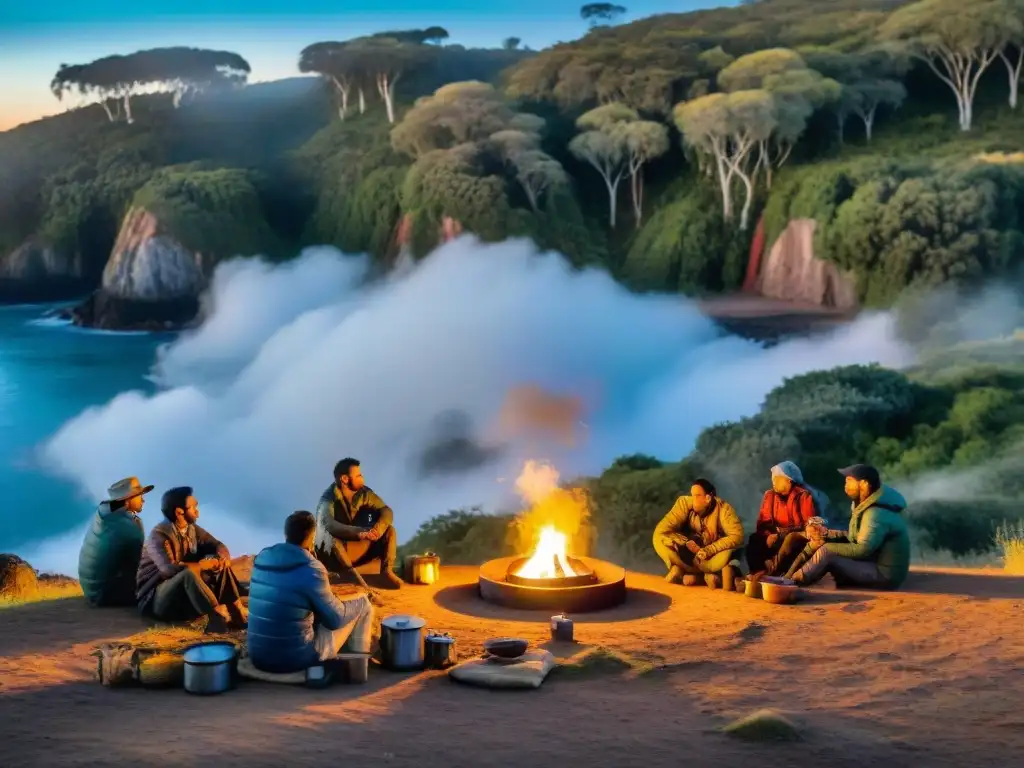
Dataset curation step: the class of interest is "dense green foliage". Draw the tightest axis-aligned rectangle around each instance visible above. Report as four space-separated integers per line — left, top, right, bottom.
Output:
399 334 1024 570
4 0 1024 301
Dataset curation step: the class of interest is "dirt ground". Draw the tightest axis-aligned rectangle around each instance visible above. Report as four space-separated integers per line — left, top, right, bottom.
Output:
1 564 1023 768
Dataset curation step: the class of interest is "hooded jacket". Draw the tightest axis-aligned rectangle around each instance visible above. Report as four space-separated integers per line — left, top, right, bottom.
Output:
786 485 911 588
653 495 745 556
77 502 144 607
246 542 352 674
827 485 911 587
314 484 394 556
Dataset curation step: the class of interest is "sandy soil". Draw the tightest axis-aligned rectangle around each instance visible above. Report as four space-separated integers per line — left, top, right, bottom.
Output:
1 564 1023 768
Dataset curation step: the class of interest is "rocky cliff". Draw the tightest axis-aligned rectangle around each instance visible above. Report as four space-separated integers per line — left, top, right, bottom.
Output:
0 240 88 302
68 207 208 331
756 219 858 311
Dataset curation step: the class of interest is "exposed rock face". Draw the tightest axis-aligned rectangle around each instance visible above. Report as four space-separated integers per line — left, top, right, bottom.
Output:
101 207 208 300
0 240 88 302
756 219 858 310
71 207 208 331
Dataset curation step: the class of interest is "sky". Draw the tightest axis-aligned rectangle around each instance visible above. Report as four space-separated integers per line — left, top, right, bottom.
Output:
0 1 714 131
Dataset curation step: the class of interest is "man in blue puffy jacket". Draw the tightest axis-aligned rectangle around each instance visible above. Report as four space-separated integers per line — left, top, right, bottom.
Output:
247 511 376 674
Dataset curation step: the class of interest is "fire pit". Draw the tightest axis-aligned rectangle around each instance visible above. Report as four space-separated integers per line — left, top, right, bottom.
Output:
478 526 627 612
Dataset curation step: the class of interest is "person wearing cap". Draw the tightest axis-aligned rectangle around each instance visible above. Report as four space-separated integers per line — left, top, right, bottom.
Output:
136 486 248 629
785 464 911 590
77 477 152 607
247 511 375 674
653 478 745 590
745 461 822 578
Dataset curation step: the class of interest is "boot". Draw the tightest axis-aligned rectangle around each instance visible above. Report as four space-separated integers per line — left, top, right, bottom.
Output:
380 565 404 589
681 574 700 586
664 565 684 584
722 564 737 593
704 573 722 589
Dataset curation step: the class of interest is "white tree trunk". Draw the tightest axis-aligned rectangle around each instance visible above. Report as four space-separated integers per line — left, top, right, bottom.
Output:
172 89 183 109
590 160 624 228
376 72 398 124
737 169 755 232
358 89 366 114
854 104 877 141
123 92 134 124
100 100 116 122
999 48 1022 109
330 76 350 120
921 46 999 131
629 156 645 227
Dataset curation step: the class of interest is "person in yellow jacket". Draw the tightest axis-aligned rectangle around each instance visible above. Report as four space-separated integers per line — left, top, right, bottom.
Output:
653 479 744 590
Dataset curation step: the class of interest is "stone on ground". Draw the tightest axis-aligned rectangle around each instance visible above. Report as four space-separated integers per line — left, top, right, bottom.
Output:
721 708 802 742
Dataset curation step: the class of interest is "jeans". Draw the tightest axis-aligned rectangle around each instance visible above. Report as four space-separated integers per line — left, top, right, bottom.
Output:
313 593 375 659
654 536 737 575
320 525 397 575
794 545 890 589
151 565 242 622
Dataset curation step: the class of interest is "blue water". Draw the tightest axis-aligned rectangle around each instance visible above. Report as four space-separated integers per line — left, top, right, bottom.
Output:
0 304 167 554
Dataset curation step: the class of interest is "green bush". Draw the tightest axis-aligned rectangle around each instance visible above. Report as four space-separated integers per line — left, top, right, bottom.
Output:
132 168 280 259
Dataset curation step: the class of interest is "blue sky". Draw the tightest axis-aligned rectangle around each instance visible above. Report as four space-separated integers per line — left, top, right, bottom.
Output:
0 1 719 130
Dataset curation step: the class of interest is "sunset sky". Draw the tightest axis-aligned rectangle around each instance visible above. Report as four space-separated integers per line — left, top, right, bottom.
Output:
0 1 713 132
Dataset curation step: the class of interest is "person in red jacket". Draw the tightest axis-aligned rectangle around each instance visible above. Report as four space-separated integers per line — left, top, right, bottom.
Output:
745 461 820 578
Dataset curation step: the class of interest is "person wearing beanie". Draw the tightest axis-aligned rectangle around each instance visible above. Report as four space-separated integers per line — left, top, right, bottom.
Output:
746 461 819 578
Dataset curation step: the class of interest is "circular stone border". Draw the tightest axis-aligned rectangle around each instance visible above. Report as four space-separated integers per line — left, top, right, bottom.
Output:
478 555 627 612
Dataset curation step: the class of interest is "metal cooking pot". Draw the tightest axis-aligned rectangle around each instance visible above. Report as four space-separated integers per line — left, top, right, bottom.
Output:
423 632 458 669
182 642 238 695
405 552 440 585
380 614 426 671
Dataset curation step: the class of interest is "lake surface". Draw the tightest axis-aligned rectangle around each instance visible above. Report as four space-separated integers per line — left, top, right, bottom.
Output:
0 303 166 557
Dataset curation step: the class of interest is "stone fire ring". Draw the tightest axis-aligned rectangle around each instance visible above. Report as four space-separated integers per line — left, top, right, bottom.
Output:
478 555 628 612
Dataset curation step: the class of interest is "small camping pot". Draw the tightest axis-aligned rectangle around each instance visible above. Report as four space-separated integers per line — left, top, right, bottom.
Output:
405 552 441 585
550 614 574 642
423 632 458 669
380 614 427 671
182 642 238 695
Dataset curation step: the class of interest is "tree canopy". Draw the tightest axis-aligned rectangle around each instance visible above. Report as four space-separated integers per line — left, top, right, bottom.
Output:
51 48 251 123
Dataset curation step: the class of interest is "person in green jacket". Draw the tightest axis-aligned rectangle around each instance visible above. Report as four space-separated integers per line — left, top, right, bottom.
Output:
787 464 911 590
315 457 403 594
77 477 151 607
653 478 744 590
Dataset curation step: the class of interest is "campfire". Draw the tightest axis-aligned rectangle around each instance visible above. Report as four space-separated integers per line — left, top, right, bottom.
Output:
506 525 598 588
477 460 626 612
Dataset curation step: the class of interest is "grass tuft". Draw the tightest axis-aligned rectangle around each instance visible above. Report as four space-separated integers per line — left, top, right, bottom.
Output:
995 522 1024 575
721 709 802 742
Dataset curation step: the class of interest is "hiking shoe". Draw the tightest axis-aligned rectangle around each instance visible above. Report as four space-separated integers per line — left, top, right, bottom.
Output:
380 569 404 589
704 573 722 589
665 566 685 584
682 574 700 586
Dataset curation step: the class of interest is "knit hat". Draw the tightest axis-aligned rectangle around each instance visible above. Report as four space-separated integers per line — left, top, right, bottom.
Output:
770 461 804 485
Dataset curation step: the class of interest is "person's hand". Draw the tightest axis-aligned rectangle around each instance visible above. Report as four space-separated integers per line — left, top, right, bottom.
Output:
766 533 779 548
685 540 701 555
364 528 381 542
807 523 826 543
215 555 230 572
694 548 709 565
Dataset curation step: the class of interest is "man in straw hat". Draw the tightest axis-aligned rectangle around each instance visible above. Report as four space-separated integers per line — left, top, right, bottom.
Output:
136 486 247 630
78 477 152 607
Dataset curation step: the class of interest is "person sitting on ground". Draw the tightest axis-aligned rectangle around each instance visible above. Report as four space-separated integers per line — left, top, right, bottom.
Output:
136 486 248 629
653 478 745 591
315 458 403 590
248 511 376 674
786 464 911 590
745 461 820 579
78 477 151 607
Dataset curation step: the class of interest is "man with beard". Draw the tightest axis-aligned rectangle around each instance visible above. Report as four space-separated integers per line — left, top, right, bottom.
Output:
745 461 820 578
315 458 403 591
787 464 911 590
78 477 151 607
653 479 744 591
136 486 248 630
